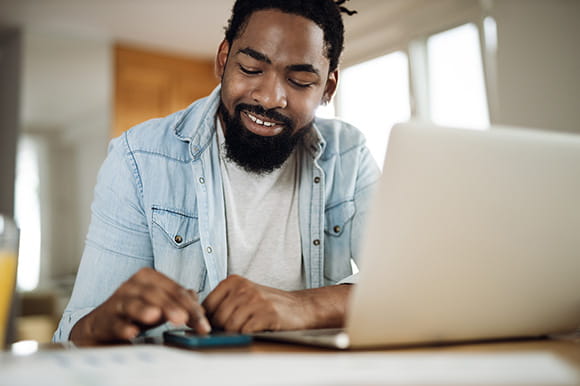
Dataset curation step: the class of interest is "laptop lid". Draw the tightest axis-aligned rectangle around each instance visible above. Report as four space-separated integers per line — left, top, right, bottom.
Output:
347 122 580 348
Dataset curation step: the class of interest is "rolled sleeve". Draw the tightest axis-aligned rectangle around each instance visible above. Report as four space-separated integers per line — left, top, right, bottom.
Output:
337 272 359 285
52 307 94 343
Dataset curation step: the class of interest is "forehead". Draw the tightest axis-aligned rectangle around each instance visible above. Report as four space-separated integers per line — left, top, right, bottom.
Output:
233 9 329 68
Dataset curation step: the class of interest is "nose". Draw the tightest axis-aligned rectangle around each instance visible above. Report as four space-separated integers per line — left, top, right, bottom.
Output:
250 73 288 110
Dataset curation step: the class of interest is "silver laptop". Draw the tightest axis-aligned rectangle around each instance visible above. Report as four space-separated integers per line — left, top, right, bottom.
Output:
254 122 580 349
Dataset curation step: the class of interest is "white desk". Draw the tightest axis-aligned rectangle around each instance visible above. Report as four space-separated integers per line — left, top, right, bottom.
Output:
1 338 579 385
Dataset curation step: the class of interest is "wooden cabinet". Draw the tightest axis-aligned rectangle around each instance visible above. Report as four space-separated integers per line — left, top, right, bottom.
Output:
113 44 218 138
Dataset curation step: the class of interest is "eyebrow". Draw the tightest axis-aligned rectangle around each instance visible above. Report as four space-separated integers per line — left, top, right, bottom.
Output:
287 64 320 77
237 47 271 64
236 47 321 77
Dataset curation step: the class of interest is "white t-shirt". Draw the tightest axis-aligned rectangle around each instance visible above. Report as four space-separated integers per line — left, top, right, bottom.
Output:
217 121 305 291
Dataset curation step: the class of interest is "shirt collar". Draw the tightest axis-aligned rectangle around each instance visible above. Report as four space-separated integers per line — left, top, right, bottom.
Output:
170 85 221 159
303 120 326 160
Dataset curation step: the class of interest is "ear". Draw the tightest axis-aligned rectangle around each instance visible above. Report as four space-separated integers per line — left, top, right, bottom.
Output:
322 69 339 105
215 39 231 79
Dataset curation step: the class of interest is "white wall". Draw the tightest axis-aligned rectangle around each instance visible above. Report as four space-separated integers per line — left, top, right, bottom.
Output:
490 0 580 133
21 30 112 289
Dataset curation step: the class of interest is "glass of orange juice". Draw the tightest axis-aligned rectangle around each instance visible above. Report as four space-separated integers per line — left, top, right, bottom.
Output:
0 215 18 349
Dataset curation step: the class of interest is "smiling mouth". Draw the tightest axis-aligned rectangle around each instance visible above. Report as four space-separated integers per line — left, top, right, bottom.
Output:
245 111 283 128
241 110 287 137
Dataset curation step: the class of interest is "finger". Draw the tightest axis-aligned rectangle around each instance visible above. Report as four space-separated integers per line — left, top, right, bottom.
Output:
110 318 141 341
137 283 189 325
131 269 206 327
240 314 276 334
221 300 254 332
131 268 191 303
203 275 243 316
117 281 189 325
170 287 205 322
202 284 229 317
232 297 279 333
168 288 211 333
184 290 212 334
90 313 140 342
209 289 240 328
137 285 210 333
122 297 163 326
210 284 258 331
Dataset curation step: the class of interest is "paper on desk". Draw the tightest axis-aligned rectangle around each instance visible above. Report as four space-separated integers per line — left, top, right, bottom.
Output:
0 345 578 386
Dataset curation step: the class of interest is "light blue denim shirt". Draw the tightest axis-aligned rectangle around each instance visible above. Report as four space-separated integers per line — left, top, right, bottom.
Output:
53 86 380 342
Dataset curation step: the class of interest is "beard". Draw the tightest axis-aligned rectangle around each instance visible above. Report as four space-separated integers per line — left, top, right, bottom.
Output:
218 101 311 175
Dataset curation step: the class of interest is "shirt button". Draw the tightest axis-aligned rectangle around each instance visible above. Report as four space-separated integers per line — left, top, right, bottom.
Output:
174 235 183 244
314 177 321 184
199 177 205 184
333 225 341 234
313 239 320 246
206 246 213 254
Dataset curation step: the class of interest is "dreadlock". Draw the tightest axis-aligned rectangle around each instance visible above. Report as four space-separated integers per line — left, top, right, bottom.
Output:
334 0 358 16
224 0 357 72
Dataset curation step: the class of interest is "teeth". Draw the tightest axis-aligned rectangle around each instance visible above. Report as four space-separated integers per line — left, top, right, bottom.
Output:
247 113 277 127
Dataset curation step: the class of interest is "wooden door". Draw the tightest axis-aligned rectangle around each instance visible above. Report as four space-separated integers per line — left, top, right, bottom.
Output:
113 44 218 138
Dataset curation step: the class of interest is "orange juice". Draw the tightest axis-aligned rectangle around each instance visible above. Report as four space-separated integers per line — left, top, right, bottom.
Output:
0 251 17 348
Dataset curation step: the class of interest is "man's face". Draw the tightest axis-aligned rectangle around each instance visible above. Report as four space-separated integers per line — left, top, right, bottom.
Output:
216 9 338 174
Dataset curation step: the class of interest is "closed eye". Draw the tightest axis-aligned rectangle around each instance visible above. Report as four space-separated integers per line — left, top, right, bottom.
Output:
289 79 314 88
239 65 261 75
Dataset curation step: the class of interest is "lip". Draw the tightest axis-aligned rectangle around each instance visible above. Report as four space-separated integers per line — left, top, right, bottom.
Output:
241 110 285 137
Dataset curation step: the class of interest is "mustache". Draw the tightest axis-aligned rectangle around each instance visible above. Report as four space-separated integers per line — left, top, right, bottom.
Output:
235 103 294 129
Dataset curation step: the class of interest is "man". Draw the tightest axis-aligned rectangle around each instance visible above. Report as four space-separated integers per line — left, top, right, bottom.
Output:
53 0 380 344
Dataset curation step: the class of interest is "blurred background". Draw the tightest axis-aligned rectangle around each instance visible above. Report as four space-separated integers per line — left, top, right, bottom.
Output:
0 0 578 343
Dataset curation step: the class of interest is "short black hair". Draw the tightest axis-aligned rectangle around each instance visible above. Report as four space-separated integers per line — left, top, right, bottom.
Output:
224 0 356 72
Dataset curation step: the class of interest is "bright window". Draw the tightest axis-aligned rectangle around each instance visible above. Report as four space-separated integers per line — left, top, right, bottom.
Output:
427 23 489 129
14 136 42 291
316 101 336 119
338 51 411 168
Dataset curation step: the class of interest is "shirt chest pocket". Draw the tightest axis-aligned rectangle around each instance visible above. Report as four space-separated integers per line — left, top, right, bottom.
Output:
323 200 356 284
151 207 207 293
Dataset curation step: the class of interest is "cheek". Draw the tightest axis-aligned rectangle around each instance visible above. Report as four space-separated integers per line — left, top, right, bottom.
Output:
221 71 248 106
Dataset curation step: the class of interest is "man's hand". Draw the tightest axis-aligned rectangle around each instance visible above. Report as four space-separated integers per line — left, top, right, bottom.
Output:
69 268 211 344
202 275 352 333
